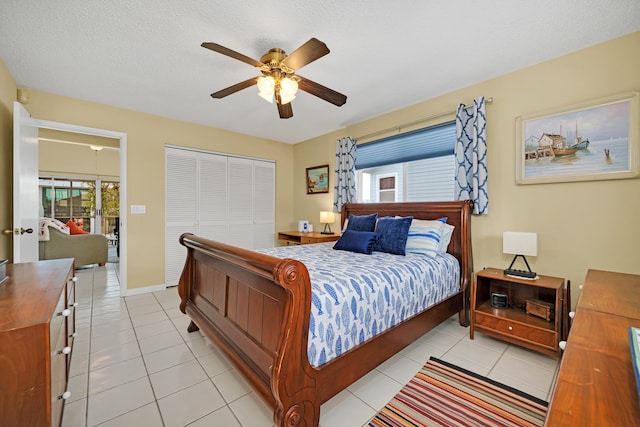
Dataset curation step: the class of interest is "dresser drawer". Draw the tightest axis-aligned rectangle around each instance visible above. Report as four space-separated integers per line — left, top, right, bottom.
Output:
475 312 557 348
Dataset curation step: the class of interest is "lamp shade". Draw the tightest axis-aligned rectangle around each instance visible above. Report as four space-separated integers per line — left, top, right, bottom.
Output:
320 211 335 224
503 232 537 256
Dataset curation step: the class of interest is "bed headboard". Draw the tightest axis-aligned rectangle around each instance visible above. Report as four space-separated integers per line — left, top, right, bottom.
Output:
341 201 473 294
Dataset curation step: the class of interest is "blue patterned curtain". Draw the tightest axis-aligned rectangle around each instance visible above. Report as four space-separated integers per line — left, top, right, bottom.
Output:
455 96 488 215
333 137 357 213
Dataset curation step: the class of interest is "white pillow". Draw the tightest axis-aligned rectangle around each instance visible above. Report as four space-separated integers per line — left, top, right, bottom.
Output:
404 219 444 256
438 223 455 253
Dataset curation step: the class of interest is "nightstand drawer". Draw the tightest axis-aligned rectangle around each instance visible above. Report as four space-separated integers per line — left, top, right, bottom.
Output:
475 312 557 348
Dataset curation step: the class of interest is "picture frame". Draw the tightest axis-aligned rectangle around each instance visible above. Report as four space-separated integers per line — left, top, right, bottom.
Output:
306 164 330 194
515 91 639 184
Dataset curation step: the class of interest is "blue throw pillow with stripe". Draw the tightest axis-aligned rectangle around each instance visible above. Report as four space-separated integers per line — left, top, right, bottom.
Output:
405 218 445 256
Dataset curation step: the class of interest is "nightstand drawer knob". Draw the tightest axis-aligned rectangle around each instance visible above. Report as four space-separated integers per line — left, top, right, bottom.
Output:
59 309 71 317
60 391 71 400
71 276 78 282
559 341 567 350
508 326 513 331
569 311 575 319
59 346 71 355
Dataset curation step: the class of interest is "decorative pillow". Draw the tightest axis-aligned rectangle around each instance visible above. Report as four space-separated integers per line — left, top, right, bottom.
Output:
38 217 70 241
405 218 445 256
333 230 378 255
345 213 378 232
66 220 89 235
374 216 413 255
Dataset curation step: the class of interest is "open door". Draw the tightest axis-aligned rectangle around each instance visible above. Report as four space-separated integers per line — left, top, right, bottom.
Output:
11 102 39 263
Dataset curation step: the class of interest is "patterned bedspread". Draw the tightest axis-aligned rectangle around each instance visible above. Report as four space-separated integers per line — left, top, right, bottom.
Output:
257 242 460 367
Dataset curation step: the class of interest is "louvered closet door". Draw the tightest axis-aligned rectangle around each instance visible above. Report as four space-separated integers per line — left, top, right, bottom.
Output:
227 157 254 249
198 154 228 242
165 148 197 287
253 160 275 248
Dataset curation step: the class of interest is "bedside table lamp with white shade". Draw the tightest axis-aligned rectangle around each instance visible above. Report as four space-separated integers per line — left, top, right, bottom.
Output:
320 211 336 234
503 231 538 279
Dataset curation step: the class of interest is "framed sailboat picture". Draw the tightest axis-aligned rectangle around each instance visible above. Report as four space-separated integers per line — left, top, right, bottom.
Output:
306 164 330 194
515 91 639 184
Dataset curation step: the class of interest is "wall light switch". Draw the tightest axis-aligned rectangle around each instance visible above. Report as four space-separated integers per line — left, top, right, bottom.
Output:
130 205 146 214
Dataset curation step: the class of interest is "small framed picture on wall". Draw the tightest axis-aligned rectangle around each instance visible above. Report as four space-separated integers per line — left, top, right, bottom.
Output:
306 164 329 194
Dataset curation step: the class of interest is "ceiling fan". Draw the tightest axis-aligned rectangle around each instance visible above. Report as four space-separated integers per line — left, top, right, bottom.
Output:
201 38 347 119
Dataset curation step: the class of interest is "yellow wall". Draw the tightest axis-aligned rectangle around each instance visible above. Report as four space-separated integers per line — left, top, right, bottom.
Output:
294 32 640 306
0 87 294 290
39 140 120 179
0 60 16 260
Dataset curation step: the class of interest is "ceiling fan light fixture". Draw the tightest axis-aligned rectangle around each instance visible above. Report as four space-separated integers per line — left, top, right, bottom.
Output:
279 77 298 105
257 76 275 103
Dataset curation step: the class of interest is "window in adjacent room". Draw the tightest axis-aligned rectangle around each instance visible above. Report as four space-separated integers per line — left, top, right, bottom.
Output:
356 121 456 202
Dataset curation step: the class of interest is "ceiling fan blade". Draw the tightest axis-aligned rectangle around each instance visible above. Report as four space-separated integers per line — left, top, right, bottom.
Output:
281 38 330 71
297 76 347 107
210 77 258 98
201 42 263 67
275 92 293 119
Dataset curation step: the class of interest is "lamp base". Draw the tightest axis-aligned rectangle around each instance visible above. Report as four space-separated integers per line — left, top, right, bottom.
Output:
504 269 537 279
321 223 333 235
504 254 537 279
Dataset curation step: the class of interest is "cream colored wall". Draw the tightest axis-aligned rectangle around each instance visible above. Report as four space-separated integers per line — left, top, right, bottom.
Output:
294 32 640 307
19 90 294 290
0 60 16 260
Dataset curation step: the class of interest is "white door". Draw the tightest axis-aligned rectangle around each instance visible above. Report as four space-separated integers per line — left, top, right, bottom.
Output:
12 102 39 262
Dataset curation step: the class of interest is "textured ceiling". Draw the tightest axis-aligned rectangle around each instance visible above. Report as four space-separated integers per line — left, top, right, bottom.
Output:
1 1 639 144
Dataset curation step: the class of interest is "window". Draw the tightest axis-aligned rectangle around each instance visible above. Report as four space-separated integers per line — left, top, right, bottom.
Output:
39 177 120 235
356 121 456 202
377 174 397 202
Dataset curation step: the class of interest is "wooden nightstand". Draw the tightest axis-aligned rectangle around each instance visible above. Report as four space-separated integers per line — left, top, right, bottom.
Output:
277 231 340 245
470 267 566 357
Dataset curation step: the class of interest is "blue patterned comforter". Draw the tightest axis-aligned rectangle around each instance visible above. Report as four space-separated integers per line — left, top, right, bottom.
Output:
257 242 460 367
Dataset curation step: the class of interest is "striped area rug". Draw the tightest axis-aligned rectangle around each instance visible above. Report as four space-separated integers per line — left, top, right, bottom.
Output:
369 357 548 427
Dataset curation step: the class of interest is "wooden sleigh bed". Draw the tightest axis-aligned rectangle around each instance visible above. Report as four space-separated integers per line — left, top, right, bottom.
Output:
178 200 473 426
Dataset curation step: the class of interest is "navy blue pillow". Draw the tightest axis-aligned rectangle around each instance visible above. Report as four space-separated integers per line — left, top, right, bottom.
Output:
346 213 378 232
374 216 413 255
333 230 378 255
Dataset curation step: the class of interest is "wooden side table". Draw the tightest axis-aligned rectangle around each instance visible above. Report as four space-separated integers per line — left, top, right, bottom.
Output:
277 231 340 245
470 267 566 357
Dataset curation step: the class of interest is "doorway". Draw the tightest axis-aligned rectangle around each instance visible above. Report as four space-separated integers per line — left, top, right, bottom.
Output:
35 119 128 294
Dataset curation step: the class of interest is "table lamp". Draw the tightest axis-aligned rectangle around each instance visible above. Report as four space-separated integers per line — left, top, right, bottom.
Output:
503 232 538 279
320 211 335 234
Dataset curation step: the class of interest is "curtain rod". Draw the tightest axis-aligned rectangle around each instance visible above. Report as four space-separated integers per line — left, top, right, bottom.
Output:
355 97 493 142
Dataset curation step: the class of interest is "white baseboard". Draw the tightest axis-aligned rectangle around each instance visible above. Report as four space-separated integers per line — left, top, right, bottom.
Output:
124 283 167 296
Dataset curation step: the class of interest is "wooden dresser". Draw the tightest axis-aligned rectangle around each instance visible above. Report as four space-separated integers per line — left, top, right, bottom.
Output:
0 259 77 427
545 269 640 426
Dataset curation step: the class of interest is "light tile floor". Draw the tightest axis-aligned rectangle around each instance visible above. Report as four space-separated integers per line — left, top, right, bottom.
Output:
62 263 560 427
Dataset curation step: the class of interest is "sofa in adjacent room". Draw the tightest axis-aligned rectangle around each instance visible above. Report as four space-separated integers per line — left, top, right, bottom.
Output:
39 226 108 267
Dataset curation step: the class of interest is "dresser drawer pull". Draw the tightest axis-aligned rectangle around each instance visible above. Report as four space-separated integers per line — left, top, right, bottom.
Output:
69 302 79 308
59 309 71 317
59 346 71 355
69 332 77 338
60 391 72 400
70 276 78 282
508 326 513 331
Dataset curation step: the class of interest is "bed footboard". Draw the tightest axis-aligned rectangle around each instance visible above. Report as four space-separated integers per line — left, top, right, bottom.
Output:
178 234 320 426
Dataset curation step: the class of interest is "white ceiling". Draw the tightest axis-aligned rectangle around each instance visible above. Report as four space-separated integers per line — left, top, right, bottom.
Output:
1 1 639 144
